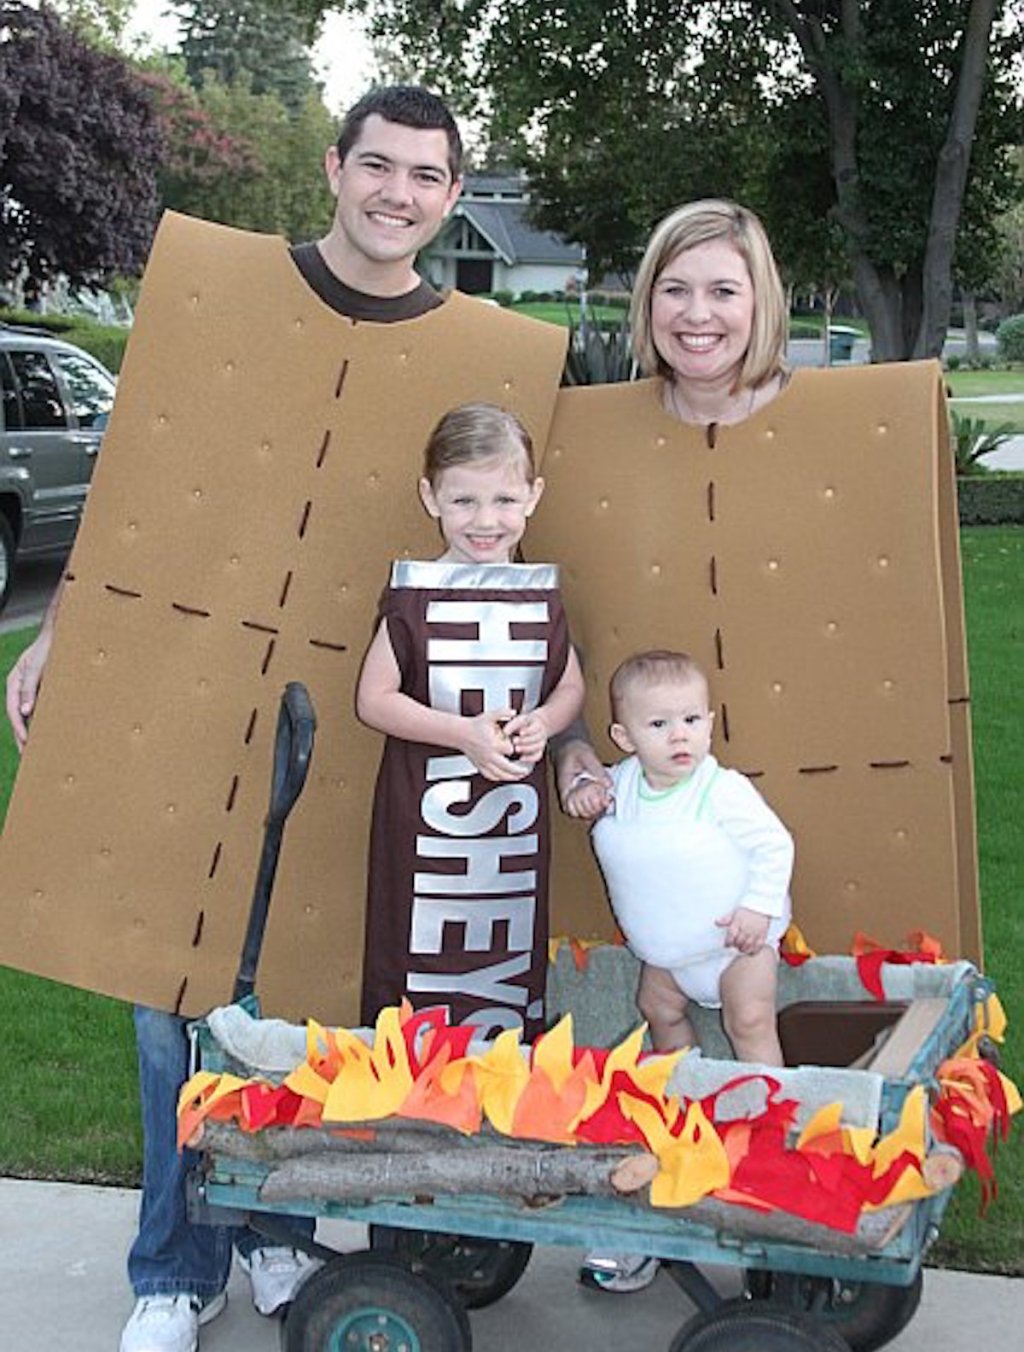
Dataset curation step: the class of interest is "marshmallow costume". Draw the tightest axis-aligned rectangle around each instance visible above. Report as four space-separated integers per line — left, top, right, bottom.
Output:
592 754 793 1007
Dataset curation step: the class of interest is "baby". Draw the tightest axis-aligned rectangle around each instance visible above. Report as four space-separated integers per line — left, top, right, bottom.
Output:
566 649 793 1063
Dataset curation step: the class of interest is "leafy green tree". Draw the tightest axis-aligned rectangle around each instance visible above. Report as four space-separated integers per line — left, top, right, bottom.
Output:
139 69 263 217
46 0 133 46
172 0 320 113
0 1 161 288
147 70 334 239
325 0 1022 361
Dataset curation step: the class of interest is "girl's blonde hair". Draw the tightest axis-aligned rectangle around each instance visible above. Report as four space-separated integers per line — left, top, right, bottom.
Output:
423 403 535 486
630 199 787 391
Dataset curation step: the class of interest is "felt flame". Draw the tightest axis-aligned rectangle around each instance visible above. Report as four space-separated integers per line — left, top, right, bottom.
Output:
176 999 1019 1228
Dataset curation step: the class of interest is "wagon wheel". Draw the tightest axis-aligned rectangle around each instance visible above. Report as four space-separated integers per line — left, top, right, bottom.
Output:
281 1250 471 1352
670 1297 852 1351
369 1224 532 1309
748 1270 923 1352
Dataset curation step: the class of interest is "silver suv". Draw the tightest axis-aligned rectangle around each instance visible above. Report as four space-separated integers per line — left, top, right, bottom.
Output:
0 323 116 611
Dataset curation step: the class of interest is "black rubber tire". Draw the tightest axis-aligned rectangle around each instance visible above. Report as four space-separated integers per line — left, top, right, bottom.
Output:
281 1250 471 1352
0 514 15 614
369 1225 532 1309
671 1298 851 1351
762 1271 923 1352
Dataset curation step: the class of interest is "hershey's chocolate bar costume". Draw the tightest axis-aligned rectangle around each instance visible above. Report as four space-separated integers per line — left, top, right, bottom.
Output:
361 561 571 1041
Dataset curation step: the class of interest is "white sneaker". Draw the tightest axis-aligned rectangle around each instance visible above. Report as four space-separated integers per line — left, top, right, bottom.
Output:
238 1246 322 1316
579 1251 660 1293
120 1291 227 1352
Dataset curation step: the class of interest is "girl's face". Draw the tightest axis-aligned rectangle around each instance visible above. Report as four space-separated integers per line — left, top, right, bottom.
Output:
419 451 544 565
650 238 756 388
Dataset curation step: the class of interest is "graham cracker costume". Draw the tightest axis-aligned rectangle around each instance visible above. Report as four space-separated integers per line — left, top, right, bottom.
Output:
0 214 978 1021
528 369 977 966
0 215 567 1023
361 560 571 1040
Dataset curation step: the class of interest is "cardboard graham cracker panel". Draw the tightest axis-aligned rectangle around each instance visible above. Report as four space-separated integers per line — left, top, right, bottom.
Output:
530 363 978 963
0 213 567 1023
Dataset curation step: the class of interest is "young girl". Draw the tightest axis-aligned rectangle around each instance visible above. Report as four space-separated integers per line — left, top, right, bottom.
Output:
356 403 585 1040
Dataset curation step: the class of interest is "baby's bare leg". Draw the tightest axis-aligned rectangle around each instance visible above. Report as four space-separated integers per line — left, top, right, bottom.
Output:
637 962 695 1052
719 948 783 1066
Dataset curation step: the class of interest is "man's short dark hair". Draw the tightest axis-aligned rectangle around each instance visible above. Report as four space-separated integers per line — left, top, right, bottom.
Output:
336 85 463 181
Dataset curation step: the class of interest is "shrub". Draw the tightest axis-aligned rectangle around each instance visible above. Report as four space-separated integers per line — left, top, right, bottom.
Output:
946 354 961 371
956 473 1024 525
563 315 635 386
489 290 514 308
65 324 130 372
0 307 76 333
949 410 1018 475
996 313 1024 362
1 309 129 372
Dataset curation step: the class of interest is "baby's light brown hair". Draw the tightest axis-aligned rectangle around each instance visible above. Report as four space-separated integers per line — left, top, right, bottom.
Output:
610 649 709 721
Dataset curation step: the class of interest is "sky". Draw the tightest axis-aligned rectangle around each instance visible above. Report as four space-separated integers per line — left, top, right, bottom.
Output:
125 2 378 114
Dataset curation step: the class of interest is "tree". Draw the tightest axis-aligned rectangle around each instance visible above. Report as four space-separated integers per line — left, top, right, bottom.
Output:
172 0 320 114
0 2 162 289
990 148 1024 313
143 68 335 239
327 0 1023 361
765 0 1019 359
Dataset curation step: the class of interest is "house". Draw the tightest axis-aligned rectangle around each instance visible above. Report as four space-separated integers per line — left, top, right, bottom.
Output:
420 172 585 298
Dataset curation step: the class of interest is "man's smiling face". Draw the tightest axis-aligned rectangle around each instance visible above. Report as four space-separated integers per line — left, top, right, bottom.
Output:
325 113 461 278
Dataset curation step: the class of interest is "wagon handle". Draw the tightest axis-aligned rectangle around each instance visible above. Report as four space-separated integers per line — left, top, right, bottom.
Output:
232 682 317 1002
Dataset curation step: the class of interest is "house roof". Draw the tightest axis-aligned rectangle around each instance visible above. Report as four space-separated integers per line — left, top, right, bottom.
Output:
451 200 583 266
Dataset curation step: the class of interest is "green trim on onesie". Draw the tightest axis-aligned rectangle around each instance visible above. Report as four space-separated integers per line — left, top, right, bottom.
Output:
637 763 720 819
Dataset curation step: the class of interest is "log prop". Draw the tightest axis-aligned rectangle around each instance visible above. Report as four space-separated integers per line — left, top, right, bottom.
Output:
257 1143 655 1204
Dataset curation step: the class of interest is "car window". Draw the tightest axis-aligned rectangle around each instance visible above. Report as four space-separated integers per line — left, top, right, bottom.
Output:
7 350 67 429
0 352 20 431
53 350 116 430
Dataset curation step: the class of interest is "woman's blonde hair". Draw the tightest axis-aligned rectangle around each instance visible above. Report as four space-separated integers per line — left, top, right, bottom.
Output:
630 199 787 390
422 402 535 486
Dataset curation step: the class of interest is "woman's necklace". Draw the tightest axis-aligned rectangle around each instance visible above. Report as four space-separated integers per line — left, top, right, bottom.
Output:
668 379 758 427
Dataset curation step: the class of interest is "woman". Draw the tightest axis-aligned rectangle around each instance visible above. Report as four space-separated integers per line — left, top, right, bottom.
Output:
556 197 789 817
552 199 790 1296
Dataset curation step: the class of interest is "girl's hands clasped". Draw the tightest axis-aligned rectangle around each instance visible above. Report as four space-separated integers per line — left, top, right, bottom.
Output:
458 709 532 781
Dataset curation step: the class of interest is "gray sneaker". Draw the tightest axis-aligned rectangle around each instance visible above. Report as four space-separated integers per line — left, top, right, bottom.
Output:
119 1291 227 1352
238 1246 322 1316
579 1251 660 1293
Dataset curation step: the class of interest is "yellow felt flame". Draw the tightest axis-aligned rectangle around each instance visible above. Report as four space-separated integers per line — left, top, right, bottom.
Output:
873 1086 928 1172
322 1007 413 1122
622 1096 730 1207
283 1059 333 1105
470 1028 530 1135
533 1014 576 1094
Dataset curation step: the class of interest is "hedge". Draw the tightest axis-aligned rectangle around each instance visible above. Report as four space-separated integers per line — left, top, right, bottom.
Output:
1 308 129 373
956 474 1024 525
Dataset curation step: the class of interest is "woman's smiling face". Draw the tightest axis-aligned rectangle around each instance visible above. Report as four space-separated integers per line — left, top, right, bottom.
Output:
650 238 756 389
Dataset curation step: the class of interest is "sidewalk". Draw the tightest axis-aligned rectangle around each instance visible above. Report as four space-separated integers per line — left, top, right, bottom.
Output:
3 1177 1020 1350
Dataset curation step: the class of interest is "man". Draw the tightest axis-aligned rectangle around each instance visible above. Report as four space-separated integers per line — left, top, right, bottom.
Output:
6 85 465 1352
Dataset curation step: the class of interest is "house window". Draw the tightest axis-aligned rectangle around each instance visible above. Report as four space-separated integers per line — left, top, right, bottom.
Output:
456 259 494 294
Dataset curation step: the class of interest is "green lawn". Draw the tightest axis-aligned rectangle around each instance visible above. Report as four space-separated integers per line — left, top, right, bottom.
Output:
945 368 1024 399
0 533 1021 1269
511 300 628 328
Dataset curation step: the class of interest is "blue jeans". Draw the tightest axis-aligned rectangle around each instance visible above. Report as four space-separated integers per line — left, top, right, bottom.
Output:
127 1005 312 1298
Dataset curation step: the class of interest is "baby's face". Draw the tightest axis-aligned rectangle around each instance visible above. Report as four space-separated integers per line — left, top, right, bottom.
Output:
611 675 714 790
